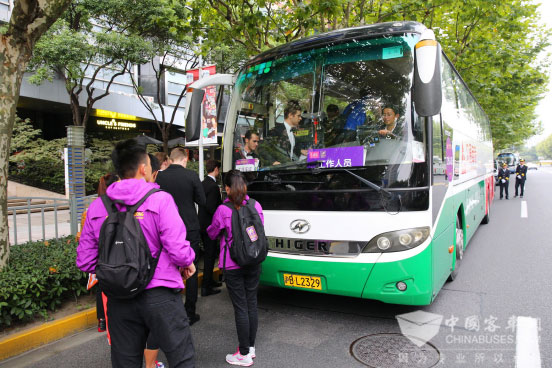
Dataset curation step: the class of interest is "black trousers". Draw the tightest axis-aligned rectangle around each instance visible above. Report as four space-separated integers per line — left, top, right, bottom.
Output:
500 181 509 198
224 265 261 356
96 286 105 320
515 178 526 196
201 230 220 289
185 230 200 316
107 287 195 368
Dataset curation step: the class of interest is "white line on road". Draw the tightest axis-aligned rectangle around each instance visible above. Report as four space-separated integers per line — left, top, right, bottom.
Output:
515 316 541 368
521 201 528 218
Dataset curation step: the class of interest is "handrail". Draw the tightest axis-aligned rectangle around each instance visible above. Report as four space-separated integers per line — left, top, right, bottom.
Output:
8 195 97 245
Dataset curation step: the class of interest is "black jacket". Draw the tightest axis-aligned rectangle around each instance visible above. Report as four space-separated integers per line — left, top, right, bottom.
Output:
198 175 222 231
263 123 302 163
156 164 206 231
498 168 510 183
515 164 528 181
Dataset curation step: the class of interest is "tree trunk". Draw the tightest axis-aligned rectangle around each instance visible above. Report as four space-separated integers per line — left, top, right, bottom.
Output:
0 0 73 268
161 127 169 154
0 44 29 267
70 92 83 127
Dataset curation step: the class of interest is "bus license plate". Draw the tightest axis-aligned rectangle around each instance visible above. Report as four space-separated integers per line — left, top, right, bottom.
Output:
283 273 322 290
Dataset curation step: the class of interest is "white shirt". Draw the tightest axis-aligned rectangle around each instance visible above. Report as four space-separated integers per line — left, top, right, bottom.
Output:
284 121 295 159
241 148 255 159
208 175 216 182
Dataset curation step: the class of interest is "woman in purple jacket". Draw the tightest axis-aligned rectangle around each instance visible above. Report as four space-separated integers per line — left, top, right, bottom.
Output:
207 170 264 367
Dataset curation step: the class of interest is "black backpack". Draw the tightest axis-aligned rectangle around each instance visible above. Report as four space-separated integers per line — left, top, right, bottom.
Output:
95 188 161 299
223 198 268 268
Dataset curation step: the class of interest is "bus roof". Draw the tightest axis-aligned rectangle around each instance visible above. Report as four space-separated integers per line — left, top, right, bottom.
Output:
246 21 428 67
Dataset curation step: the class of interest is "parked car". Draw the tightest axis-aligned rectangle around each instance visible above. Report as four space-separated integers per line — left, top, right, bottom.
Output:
527 162 538 170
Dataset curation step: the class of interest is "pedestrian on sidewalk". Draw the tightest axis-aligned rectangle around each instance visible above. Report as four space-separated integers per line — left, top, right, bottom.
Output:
207 170 264 367
514 158 528 198
77 139 196 368
198 159 223 297
144 154 166 368
498 162 510 199
156 147 206 325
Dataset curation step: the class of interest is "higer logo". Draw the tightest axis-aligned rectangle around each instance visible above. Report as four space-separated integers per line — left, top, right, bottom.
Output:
290 219 310 234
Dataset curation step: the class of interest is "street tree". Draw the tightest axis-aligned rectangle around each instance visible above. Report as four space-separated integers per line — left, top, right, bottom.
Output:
536 135 552 160
125 3 198 154
28 0 157 131
0 0 72 268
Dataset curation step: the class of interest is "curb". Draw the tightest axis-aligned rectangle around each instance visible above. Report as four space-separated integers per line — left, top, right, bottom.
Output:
0 308 97 360
0 269 221 361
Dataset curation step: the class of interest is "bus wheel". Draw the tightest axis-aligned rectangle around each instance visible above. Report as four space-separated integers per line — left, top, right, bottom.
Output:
481 194 490 224
448 217 464 282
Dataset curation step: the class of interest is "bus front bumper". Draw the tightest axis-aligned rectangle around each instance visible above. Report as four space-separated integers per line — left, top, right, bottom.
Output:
259 247 434 305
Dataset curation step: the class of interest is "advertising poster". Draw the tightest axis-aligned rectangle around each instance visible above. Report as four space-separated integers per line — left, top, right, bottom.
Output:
186 65 218 146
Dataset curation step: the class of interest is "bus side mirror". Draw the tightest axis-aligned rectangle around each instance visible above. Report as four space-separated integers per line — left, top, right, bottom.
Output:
413 34 442 117
185 89 205 142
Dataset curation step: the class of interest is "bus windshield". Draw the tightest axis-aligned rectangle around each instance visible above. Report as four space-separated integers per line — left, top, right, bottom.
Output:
230 34 429 211
497 153 517 166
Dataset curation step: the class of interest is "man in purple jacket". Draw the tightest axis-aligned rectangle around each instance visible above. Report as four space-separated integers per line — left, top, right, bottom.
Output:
77 139 196 368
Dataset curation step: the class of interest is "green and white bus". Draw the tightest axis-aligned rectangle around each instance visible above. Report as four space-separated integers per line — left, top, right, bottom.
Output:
186 21 494 305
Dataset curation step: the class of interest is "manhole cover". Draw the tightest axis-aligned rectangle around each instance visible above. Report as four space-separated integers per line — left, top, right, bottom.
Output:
350 333 440 368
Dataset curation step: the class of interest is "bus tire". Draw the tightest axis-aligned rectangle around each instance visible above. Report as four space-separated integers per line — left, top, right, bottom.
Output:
447 216 464 282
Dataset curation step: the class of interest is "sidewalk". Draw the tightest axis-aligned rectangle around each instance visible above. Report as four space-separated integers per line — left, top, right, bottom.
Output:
0 268 221 361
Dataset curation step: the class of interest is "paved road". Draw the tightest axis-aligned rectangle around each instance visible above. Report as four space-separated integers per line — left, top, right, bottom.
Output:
2 168 550 367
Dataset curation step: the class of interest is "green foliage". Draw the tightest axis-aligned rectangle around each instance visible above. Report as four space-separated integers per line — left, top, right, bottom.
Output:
27 0 166 129
0 237 88 327
517 145 538 162
9 135 116 195
10 116 43 154
536 135 552 160
192 0 550 150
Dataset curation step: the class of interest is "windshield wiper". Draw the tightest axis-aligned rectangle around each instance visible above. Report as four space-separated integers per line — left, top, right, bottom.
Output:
341 169 392 198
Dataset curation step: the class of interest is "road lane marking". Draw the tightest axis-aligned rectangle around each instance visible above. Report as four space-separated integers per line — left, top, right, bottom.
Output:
515 316 541 368
521 201 528 218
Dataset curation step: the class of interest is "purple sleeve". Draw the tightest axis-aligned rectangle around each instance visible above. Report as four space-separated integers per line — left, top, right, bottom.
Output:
158 194 195 267
76 209 99 273
207 206 225 240
254 201 264 225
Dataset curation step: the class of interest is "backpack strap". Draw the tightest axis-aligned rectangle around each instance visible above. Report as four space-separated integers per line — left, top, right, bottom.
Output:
129 188 161 213
100 195 118 215
222 202 235 273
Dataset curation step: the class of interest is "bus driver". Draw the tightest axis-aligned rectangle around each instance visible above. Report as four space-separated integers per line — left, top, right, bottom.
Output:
378 106 400 138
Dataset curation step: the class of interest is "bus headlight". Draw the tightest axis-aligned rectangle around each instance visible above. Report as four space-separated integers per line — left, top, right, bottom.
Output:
377 237 391 250
398 233 412 246
362 227 430 253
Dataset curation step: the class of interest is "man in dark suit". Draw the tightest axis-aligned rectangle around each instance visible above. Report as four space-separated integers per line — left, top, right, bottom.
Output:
514 158 528 198
498 162 510 200
233 130 260 163
156 147 206 325
267 99 308 164
198 160 223 296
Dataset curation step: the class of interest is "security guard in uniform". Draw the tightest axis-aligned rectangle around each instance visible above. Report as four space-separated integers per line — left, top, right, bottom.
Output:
498 162 510 199
514 158 528 198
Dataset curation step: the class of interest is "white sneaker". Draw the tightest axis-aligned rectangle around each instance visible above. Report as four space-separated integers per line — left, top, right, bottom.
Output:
247 347 256 359
226 349 253 366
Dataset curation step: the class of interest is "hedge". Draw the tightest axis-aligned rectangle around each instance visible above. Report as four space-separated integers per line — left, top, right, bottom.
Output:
0 236 88 328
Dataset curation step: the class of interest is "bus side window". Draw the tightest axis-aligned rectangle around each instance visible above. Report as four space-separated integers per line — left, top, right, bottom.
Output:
432 114 445 177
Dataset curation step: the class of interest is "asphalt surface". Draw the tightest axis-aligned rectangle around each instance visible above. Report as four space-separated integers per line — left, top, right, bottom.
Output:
2 167 550 368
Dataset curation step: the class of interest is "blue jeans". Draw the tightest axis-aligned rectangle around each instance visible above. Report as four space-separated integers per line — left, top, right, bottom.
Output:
224 265 261 355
